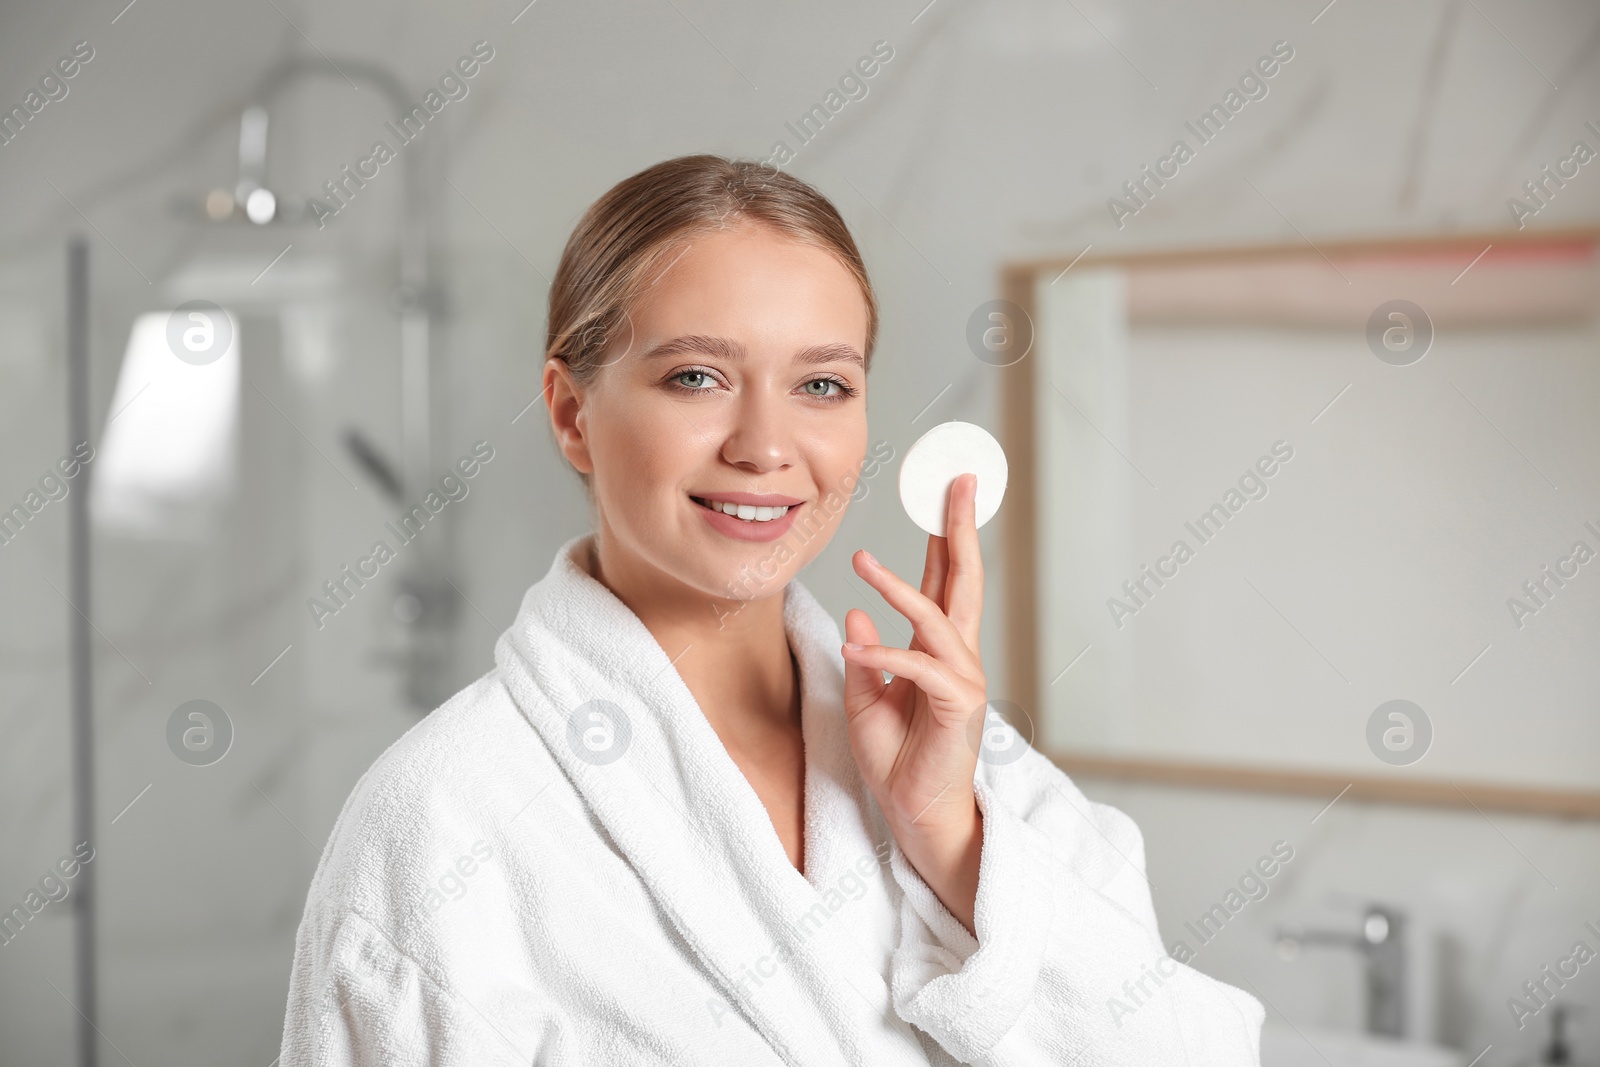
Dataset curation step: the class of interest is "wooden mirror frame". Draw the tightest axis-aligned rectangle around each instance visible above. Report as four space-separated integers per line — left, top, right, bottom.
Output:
1000 226 1600 821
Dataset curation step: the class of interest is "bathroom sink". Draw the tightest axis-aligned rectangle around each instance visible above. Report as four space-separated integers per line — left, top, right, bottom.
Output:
1261 1022 1462 1067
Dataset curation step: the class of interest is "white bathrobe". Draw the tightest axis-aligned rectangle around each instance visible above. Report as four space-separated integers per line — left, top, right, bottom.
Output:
280 533 1264 1066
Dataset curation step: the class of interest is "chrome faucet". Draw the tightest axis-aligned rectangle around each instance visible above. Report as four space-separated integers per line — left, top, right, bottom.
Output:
1275 904 1406 1037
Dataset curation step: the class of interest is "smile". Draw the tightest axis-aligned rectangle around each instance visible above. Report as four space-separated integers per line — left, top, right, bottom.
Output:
690 496 791 523
689 493 804 543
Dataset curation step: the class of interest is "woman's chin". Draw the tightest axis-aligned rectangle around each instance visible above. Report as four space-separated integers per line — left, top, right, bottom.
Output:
698 559 790 603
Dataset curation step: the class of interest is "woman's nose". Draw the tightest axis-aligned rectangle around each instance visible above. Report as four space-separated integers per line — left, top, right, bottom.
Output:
719 388 796 472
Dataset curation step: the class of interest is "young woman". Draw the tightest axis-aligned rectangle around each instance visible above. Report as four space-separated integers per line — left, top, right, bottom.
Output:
280 155 1264 1065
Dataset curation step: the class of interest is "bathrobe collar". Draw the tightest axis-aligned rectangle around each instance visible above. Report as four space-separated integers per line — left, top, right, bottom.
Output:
493 534 932 1065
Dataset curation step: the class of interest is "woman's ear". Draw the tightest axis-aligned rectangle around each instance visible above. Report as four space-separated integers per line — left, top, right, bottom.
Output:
543 358 595 476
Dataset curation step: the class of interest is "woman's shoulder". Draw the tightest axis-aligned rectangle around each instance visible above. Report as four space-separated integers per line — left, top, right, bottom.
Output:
302 667 557 925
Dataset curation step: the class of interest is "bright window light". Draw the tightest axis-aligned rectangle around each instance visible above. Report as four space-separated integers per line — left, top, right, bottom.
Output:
91 308 240 538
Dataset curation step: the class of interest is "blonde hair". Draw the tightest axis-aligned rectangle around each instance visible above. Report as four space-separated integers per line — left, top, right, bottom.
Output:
545 154 878 390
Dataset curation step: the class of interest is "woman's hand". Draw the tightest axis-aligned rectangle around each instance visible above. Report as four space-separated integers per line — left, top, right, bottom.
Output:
841 472 987 935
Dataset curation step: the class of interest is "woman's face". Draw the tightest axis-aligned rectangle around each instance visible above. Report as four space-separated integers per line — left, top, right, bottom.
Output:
552 221 870 605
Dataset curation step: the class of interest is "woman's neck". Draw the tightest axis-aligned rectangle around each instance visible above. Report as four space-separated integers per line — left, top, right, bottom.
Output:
585 534 800 736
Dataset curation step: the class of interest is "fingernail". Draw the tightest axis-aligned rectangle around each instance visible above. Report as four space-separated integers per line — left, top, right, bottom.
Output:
844 642 864 651
860 550 878 567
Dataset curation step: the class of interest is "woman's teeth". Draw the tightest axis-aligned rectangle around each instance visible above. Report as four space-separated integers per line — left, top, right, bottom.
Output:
693 496 791 523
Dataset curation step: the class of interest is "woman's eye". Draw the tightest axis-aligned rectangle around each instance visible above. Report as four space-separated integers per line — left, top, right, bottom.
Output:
672 370 716 390
668 369 855 399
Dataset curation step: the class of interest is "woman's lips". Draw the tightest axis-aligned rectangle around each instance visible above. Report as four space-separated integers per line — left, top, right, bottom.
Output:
690 494 802 543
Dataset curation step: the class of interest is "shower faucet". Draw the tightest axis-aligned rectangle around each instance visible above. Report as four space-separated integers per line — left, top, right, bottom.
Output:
1275 903 1407 1038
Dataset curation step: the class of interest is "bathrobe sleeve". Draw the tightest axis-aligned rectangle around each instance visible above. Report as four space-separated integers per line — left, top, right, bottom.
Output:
883 746 1264 1067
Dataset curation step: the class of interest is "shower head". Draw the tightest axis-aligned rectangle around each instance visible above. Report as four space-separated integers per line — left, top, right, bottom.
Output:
172 104 308 226
170 55 414 228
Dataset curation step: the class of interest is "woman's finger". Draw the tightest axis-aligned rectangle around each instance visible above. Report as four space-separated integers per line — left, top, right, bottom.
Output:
850 549 979 673
908 533 948 659
839 641 971 709
941 473 985 652
920 532 949 613
841 608 886 716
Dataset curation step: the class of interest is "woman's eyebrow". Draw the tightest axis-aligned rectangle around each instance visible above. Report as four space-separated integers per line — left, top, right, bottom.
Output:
642 335 863 366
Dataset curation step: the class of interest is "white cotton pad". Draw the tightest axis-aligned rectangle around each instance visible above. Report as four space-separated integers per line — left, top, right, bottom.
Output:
898 421 1008 536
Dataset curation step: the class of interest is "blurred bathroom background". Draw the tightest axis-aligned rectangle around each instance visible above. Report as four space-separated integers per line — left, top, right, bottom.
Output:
1 1 1596 1064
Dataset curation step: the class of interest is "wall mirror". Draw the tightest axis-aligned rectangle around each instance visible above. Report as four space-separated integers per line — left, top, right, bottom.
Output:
997 229 1600 819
